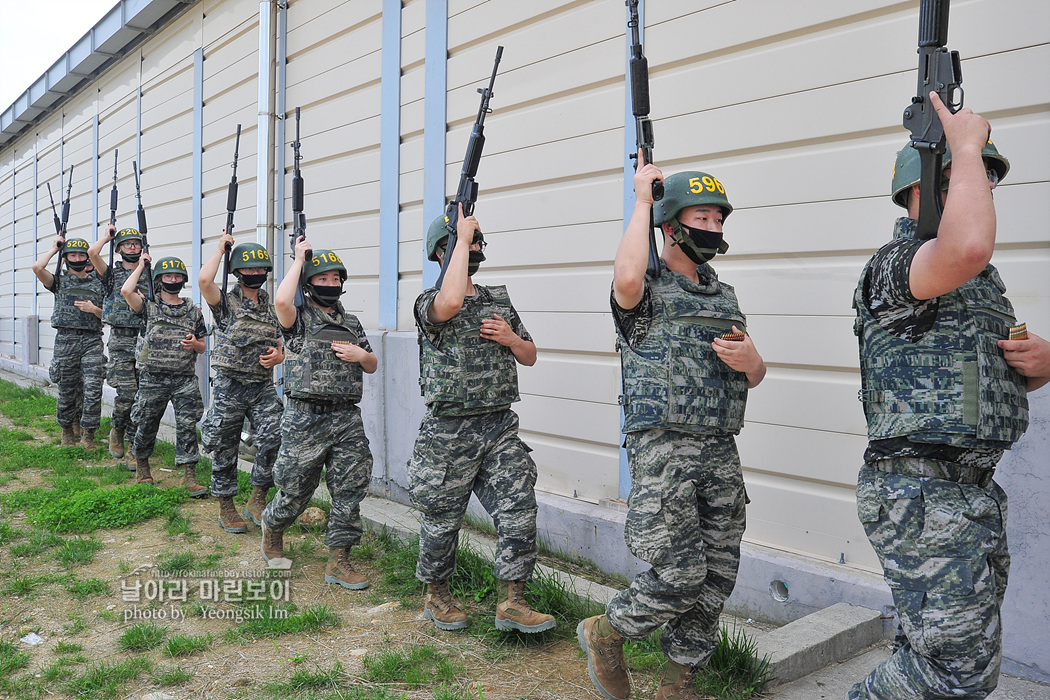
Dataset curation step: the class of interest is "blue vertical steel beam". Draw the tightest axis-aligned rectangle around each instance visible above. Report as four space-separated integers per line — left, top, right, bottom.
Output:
32 144 38 317
273 1 287 398
192 47 207 406
618 0 646 500
379 0 402 328
421 0 447 290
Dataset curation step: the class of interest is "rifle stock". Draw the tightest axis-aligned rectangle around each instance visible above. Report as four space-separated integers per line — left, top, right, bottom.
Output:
627 0 662 278
902 0 963 239
435 45 503 290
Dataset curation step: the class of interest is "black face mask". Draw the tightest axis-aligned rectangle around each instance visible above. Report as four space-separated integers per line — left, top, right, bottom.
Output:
674 222 725 265
467 249 486 276
120 252 141 264
66 258 89 272
308 283 342 307
240 273 267 289
161 280 186 294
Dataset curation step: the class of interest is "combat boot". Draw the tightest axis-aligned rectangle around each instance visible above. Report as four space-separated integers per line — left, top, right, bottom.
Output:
654 659 713 700
243 485 267 526
577 614 630 700
423 580 469 630
324 546 369 590
80 428 96 450
60 425 77 447
71 418 82 441
217 496 247 534
261 522 285 564
178 464 208 498
108 427 125 459
134 457 154 485
495 580 556 633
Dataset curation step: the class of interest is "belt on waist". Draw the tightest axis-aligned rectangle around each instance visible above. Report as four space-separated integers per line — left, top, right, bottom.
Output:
110 327 141 337
288 396 357 414
873 457 995 488
56 327 101 336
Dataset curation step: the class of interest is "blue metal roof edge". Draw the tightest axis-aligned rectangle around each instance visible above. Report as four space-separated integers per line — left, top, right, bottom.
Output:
0 0 200 153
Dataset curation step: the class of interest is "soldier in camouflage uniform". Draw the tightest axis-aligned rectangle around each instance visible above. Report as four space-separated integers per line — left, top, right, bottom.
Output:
260 236 376 590
87 225 149 463
121 254 208 494
849 95 1050 700
410 205 555 635
579 156 766 700
199 231 284 534
32 236 107 448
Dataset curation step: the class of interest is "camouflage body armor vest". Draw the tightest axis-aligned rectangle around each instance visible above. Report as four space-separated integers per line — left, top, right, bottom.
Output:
102 264 148 330
137 299 203 375
619 265 748 435
284 303 364 402
854 260 1029 448
418 285 519 410
52 271 104 332
210 287 280 380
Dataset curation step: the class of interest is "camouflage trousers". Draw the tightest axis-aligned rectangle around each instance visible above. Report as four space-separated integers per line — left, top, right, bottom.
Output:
261 399 372 548
606 429 747 668
50 330 106 430
130 371 204 465
106 330 140 437
201 371 282 498
408 408 538 584
848 463 1009 700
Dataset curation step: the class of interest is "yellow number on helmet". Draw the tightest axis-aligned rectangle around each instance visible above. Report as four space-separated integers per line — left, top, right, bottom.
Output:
688 177 703 194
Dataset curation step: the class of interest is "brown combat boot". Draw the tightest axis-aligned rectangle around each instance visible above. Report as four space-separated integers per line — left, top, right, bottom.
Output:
60 425 77 447
80 428 96 450
178 464 208 498
108 427 125 459
243 485 267 526
577 614 630 700
261 522 288 567
423 580 469 630
71 418 82 441
654 659 713 700
134 457 154 485
324 546 369 590
217 496 247 534
495 580 556 633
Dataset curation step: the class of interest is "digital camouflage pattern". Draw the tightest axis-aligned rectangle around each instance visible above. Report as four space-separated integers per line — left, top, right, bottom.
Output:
415 285 525 417
208 287 281 380
616 261 748 435
50 331 106 431
106 331 140 439
855 219 1028 448
137 299 206 375
50 270 104 331
605 429 747 667
261 400 372 547
130 370 204 465
201 371 282 498
102 264 148 329
849 464 1009 699
408 409 538 583
283 303 368 401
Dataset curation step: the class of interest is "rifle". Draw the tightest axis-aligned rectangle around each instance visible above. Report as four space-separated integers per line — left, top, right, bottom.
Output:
627 0 662 277
132 161 155 300
49 165 75 278
902 0 963 239
291 108 306 307
434 45 503 290
108 150 119 271
222 124 242 296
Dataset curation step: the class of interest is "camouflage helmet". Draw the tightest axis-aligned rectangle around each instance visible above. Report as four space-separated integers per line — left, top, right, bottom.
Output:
61 238 91 256
890 139 1010 209
114 228 143 247
229 242 273 272
151 256 189 281
426 214 451 262
303 249 347 282
653 172 733 226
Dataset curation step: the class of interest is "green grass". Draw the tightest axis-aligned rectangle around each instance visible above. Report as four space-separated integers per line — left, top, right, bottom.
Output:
63 615 88 635
362 644 465 687
691 623 773 699
2 573 65 597
39 659 77 682
226 602 340 640
53 641 83 654
164 633 213 658
65 576 112 598
155 550 222 574
165 508 196 538
117 622 168 651
0 520 23 545
153 664 194 686
66 657 151 699
0 639 31 677
286 661 345 691
55 537 105 567
9 528 64 557
30 483 186 533
0 382 58 432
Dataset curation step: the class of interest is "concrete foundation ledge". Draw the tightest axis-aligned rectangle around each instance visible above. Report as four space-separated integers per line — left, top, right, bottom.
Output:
756 602 884 687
